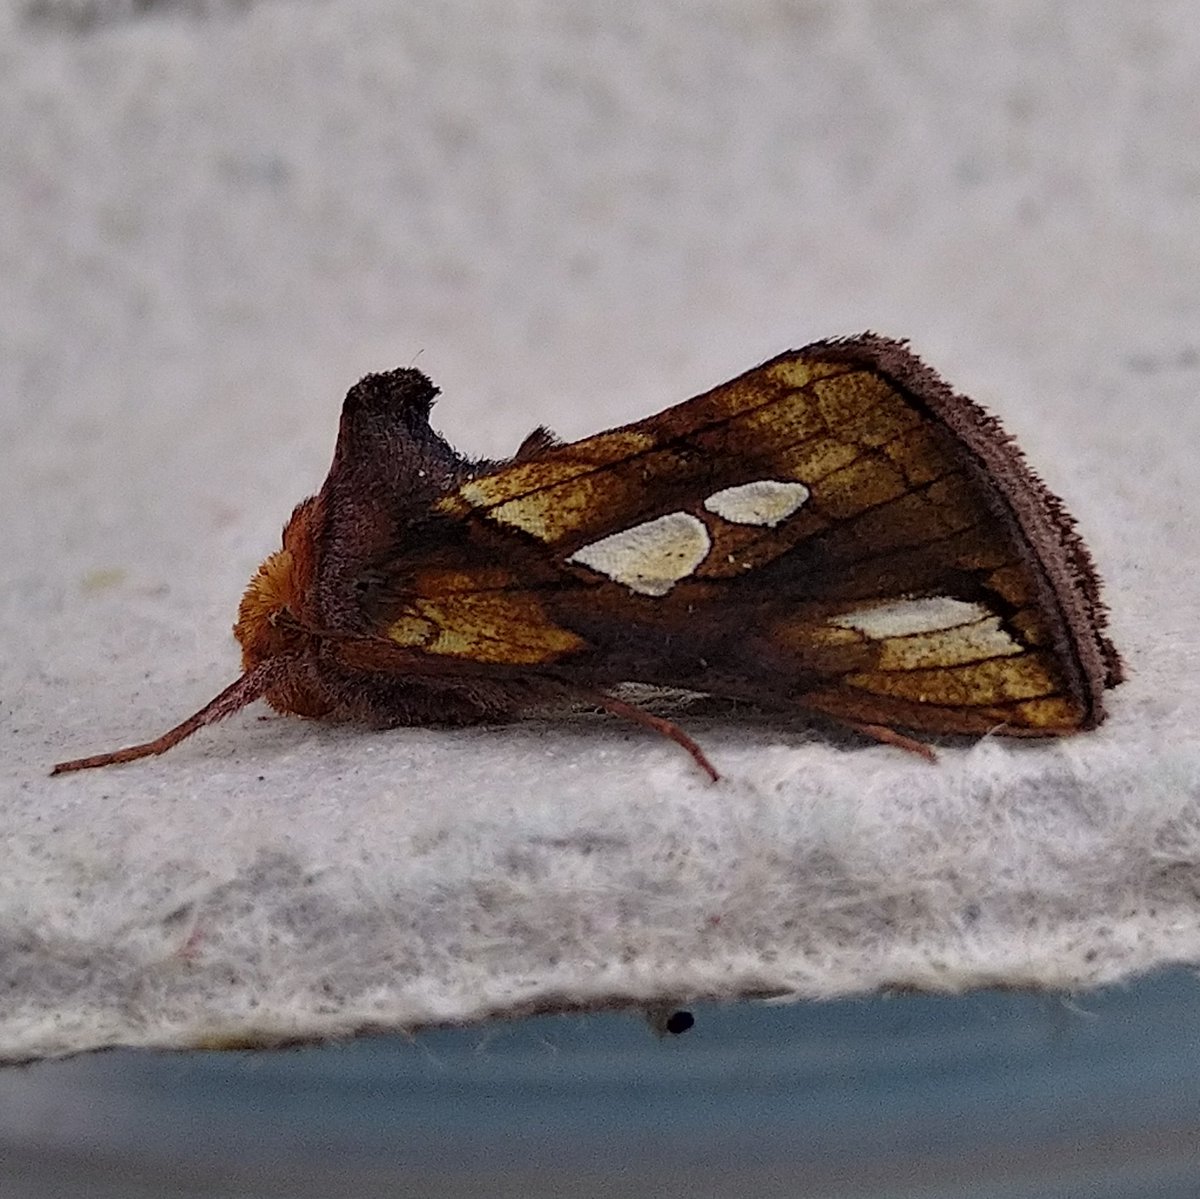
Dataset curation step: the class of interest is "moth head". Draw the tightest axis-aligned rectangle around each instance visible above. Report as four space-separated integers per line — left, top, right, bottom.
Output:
52 498 330 775
235 497 320 670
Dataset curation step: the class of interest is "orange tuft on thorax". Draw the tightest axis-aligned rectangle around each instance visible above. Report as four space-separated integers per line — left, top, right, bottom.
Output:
235 548 300 668
234 496 322 672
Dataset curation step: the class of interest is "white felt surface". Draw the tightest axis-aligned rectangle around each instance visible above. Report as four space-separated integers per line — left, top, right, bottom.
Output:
4 0 1200 1062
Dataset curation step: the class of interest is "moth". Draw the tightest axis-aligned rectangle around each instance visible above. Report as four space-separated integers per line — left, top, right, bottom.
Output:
53 334 1123 779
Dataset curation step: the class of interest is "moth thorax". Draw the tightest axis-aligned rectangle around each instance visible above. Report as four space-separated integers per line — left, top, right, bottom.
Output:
235 548 304 670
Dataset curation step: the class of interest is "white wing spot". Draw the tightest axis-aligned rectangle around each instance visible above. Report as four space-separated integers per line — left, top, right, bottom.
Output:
830 596 990 639
703 479 811 527
568 513 710 596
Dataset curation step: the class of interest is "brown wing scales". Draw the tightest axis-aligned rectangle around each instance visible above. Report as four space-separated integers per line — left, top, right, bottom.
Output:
389 339 1118 736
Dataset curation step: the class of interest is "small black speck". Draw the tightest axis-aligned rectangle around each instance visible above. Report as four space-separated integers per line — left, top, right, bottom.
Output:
665 1010 694 1035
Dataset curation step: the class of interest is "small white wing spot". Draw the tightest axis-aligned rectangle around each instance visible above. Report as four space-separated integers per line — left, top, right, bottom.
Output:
703 479 811 527
568 512 710 597
830 596 990 639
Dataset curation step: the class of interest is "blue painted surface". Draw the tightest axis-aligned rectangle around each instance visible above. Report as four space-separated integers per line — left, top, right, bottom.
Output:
3 968 1200 1196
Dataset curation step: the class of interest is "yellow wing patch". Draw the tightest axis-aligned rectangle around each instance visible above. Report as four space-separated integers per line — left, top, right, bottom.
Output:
845 653 1061 707
872 617 1023 672
767 595 1083 733
387 570 584 664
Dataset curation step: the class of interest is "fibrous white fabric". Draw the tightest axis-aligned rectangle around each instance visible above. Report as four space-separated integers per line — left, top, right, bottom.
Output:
3 0 1198 1062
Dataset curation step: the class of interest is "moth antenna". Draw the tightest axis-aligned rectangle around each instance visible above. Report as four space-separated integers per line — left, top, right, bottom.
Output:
51 661 281 775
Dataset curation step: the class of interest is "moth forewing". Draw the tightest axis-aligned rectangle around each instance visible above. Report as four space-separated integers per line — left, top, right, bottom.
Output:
440 337 1118 738
53 336 1121 777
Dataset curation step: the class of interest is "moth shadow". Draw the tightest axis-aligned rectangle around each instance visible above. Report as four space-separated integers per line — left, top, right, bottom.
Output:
552 687 1060 761
547 687 941 758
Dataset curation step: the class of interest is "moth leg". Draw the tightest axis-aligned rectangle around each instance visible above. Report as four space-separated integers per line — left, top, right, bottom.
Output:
832 717 938 762
587 691 720 783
